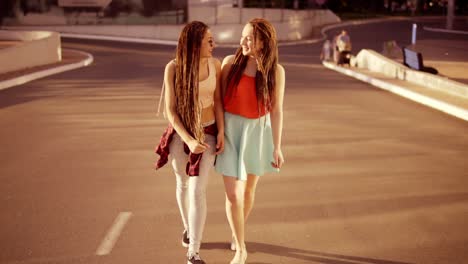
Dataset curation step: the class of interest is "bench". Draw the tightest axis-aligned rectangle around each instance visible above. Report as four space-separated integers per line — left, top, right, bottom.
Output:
402 47 438 74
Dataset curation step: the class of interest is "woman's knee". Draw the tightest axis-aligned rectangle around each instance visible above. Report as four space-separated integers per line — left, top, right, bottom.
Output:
175 172 189 190
244 175 259 202
244 188 255 202
190 182 206 199
225 189 244 206
188 175 209 202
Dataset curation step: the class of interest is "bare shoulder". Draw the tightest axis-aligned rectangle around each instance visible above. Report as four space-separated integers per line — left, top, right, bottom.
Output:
165 59 176 72
276 64 285 75
222 55 236 67
212 57 222 71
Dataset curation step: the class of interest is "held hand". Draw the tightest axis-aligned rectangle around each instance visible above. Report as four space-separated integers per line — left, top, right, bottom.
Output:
215 133 225 155
187 139 209 154
271 149 284 169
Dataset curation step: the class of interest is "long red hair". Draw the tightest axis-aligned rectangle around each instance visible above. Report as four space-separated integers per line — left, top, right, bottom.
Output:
225 18 278 115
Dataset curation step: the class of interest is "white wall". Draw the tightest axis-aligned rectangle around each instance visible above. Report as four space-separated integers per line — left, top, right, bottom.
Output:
189 7 340 43
0 30 61 74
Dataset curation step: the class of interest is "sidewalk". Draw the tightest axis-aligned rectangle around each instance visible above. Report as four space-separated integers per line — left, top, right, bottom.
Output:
412 39 468 85
322 19 468 122
324 61 468 121
323 37 468 121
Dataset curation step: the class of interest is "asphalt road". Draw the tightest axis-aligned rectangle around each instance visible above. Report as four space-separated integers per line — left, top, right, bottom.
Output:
0 18 467 264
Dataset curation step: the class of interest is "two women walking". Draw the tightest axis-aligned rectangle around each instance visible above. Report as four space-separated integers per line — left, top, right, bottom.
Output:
155 18 285 264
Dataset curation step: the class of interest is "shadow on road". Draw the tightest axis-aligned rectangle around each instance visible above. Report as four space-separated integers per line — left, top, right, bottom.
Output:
202 241 413 264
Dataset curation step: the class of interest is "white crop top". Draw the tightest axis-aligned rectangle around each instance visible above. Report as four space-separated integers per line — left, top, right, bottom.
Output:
198 58 216 108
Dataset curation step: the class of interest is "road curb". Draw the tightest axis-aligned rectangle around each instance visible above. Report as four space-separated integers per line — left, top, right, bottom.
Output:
60 33 178 46
423 26 468 35
0 49 93 91
322 61 468 122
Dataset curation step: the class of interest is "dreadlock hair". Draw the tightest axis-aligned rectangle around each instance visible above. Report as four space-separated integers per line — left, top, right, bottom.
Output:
174 21 208 143
225 18 278 116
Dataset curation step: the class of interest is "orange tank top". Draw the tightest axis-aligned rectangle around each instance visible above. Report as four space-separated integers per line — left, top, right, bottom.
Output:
224 74 268 118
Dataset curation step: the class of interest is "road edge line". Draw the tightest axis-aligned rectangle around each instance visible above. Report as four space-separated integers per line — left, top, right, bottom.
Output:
0 49 93 91
323 61 468 122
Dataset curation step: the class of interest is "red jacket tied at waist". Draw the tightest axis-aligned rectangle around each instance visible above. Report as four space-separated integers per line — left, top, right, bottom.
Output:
154 123 218 176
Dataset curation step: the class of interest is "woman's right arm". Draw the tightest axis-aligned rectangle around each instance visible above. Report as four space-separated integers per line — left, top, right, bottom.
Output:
164 61 208 153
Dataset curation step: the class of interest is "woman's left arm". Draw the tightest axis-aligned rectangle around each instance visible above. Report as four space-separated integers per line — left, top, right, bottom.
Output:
213 58 225 154
270 64 285 169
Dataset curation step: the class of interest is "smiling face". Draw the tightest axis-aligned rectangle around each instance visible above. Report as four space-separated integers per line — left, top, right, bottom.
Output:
200 29 215 58
240 23 263 57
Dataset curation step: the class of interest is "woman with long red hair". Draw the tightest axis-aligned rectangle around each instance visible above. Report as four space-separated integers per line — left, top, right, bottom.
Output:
215 18 285 264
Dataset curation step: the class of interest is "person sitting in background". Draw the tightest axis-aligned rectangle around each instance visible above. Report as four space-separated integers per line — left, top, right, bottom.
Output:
335 30 352 66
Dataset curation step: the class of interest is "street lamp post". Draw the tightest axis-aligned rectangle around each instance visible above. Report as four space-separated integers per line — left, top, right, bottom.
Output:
411 23 417 45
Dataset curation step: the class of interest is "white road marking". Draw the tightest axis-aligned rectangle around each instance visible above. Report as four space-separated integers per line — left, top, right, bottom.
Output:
0 49 93 91
96 212 133 256
323 61 468 122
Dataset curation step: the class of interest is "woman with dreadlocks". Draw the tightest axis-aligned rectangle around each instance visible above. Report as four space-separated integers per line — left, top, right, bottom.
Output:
155 21 224 264
215 18 285 264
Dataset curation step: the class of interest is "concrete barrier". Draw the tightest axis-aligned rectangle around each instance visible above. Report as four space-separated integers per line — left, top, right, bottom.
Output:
4 9 339 45
355 49 468 98
190 7 340 43
35 24 184 41
0 30 61 75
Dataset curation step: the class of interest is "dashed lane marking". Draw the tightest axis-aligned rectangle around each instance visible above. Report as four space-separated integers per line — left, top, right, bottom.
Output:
96 212 133 256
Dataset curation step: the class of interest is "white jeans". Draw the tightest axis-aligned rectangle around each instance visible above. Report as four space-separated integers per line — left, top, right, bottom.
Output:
169 133 216 253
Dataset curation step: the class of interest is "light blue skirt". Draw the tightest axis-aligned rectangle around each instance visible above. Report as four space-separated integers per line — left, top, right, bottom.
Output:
215 112 279 181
